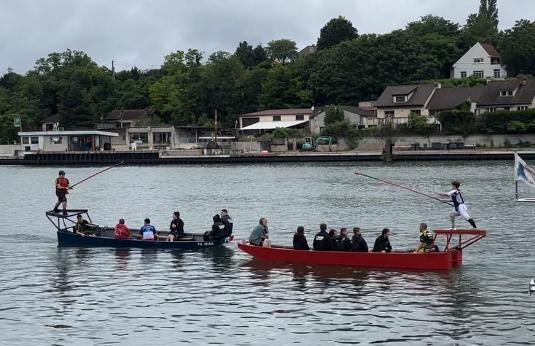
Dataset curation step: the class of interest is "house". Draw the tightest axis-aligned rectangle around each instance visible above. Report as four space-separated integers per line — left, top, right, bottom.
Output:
426 86 485 116
309 105 376 135
18 130 118 152
98 108 158 129
298 45 317 58
40 113 63 131
475 79 535 115
451 42 507 80
97 108 162 148
375 84 437 126
239 108 312 134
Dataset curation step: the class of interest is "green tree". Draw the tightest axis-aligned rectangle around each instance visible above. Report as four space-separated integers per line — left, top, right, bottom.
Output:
499 20 535 76
258 65 311 109
235 41 256 68
253 45 269 65
460 0 499 48
324 105 344 125
317 16 358 50
266 39 298 65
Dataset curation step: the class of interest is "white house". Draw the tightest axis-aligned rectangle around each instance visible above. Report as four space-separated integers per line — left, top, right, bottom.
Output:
239 108 312 134
18 130 118 152
451 42 507 80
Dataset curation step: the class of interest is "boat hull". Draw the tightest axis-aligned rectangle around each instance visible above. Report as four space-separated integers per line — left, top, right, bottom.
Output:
238 242 461 270
57 231 228 249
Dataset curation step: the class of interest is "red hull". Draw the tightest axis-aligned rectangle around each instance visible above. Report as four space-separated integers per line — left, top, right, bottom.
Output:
238 243 461 270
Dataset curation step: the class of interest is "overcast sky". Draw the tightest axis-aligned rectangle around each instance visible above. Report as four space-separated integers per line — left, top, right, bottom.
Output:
0 0 533 74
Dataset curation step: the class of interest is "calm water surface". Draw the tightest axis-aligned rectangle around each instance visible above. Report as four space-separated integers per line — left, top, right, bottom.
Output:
0 162 534 345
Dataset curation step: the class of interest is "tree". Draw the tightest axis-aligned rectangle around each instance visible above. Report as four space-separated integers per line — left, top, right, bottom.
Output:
317 16 358 50
258 65 311 109
499 20 535 76
324 105 344 125
253 45 269 65
266 39 298 65
460 0 499 47
235 41 256 68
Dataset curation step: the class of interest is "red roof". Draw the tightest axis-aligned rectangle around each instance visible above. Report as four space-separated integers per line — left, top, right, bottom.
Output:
480 43 500 57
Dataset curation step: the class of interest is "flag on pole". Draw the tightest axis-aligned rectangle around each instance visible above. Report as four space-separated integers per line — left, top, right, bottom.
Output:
514 153 535 188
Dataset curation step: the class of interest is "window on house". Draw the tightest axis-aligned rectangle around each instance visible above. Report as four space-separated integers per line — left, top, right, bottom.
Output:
500 90 514 96
493 69 501 79
22 137 29 144
518 106 528 111
411 110 421 116
473 58 484 63
460 71 467 79
296 115 304 121
50 136 62 144
31 137 38 144
273 116 281 121
153 132 171 144
131 133 148 143
491 57 500 65
488 107 496 112
504 107 510 111
473 71 484 79
393 96 407 103
384 111 395 118
45 123 54 131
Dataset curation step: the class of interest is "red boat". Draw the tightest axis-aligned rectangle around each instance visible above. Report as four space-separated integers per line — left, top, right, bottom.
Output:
238 229 487 270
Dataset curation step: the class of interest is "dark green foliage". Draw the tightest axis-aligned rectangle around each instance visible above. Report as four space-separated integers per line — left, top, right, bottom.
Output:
266 39 298 65
324 105 344 124
478 109 535 134
438 110 476 134
499 20 535 76
460 0 499 48
317 16 358 50
272 127 299 138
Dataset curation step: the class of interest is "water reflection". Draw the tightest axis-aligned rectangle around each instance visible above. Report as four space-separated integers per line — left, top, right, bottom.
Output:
114 248 131 271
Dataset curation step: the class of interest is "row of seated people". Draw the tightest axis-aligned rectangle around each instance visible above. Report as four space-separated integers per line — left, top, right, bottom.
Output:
293 223 438 253
73 210 233 242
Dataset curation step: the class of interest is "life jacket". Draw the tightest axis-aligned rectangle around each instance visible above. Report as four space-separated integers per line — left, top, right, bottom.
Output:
114 224 130 240
450 190 464 211
56 177 69 191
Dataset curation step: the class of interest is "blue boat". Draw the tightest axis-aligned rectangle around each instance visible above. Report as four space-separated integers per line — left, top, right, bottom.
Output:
46 209 232 249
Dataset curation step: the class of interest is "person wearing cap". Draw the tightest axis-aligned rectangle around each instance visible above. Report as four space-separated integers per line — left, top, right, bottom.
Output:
350 227 368 252
53 170 70 215
73 214 96 236
220 209 233 237
372 228 392 253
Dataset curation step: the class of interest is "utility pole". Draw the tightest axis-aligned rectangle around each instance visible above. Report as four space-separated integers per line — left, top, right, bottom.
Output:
111 60 115 81
214 109 218 145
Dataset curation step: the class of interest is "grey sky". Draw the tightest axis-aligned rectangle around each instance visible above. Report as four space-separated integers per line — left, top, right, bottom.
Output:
0 0 533 74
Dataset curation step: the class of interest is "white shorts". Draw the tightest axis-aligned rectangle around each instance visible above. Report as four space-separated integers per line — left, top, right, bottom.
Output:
450 204 470 220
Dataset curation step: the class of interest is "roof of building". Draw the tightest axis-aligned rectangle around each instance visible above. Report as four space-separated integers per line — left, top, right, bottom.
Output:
477 79 535 106
41 113 62 123
240 120 309 130
310 105 376 119
480 43 500 57
427 86 485 111
376 84 436 108
18 131 119 137
105 108 155 121
239 108 313 118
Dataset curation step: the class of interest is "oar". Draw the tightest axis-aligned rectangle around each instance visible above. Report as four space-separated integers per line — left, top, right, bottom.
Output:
69 161 124 189
355 171 453 206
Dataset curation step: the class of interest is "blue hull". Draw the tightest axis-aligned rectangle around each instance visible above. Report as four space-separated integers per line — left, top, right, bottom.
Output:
57 231 228 249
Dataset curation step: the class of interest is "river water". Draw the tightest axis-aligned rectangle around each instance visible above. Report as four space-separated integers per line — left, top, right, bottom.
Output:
0 161 534 345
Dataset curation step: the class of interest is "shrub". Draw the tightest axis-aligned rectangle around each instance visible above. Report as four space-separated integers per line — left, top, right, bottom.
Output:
438 110 475 135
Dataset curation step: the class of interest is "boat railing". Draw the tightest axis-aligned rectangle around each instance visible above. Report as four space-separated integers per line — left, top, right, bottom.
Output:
433 229 487 251
45 209 93 232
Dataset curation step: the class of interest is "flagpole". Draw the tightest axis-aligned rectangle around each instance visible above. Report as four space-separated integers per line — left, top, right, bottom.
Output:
515 150 519 201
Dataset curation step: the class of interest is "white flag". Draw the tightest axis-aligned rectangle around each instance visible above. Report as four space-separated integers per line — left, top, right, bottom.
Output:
514 153 535 187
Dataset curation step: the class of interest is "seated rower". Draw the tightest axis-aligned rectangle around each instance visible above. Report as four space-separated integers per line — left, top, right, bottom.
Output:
167 211 184 241
204 214 226 241
114 218 130 240
140 218 157 241
249 218 271 247
313 223 331 251
415 223 439 253
372 228 392 253
351 227 368 252
73 214 96 236
334 228 351 251
293 226 310 250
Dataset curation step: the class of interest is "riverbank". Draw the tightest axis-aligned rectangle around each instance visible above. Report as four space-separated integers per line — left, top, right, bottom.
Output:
0 149 532 166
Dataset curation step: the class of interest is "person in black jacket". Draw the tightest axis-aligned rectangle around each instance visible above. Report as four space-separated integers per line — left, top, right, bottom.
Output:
293 226 310 250
372 228 392 253
313 223 332 250
220 209 233 237
205 214 225 241
351 227 368 252
334 228 351 251
166 211 185 241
